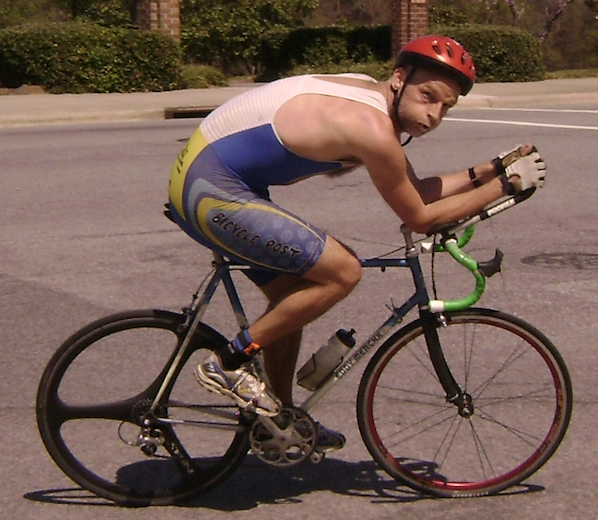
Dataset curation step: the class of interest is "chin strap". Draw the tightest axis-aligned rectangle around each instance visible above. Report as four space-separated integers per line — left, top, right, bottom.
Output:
392 68 417 147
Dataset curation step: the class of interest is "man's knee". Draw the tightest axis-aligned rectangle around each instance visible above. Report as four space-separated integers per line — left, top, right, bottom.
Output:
336 238 359 259
337 252 362 293
301 236 362 296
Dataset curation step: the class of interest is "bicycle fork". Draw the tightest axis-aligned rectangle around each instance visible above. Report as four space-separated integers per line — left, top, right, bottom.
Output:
421 310 474 418
401 225 474 419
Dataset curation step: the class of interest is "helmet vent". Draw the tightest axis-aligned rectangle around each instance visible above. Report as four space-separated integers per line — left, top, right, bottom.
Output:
445 43 454 58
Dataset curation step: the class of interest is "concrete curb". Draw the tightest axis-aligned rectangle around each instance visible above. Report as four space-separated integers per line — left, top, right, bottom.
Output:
1 78 597 127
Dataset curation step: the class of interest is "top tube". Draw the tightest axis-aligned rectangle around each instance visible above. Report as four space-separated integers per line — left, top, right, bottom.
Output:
213 189 535 315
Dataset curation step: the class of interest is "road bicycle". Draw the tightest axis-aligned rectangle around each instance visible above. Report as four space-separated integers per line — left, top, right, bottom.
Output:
36 188 572 506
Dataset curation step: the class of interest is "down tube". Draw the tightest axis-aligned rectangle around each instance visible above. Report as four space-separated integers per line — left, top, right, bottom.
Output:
300 293 420 412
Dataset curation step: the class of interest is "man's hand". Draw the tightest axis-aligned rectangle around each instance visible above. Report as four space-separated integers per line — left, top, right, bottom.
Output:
502 151 546 194
492 143 536 174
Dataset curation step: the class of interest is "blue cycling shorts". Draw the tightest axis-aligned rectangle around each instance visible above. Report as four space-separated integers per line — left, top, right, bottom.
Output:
168 131 327 286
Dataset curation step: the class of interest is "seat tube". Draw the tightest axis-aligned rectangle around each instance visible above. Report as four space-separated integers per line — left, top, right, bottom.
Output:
221 268 250 329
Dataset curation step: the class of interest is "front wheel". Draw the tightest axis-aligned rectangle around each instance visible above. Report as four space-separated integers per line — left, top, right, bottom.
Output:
36 309 250 506
357 308 572 498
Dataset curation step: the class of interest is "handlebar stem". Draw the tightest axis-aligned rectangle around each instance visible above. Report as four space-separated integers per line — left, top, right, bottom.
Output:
401 224 419 258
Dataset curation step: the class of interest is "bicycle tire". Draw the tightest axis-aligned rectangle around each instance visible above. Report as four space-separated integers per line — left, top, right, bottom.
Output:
36 309 250 506
356 308 572 498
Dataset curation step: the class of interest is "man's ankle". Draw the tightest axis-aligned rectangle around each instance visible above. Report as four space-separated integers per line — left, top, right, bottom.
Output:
217 329 262 370
217 343 253 370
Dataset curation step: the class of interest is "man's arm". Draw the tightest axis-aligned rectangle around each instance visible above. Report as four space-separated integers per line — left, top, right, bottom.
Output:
353 113 506 233
405 143 537 203
405 159 499 203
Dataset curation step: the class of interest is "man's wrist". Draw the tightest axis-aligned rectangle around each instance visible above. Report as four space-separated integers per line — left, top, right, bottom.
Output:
468 167 481 188
492 157 505 176
498 172 516 195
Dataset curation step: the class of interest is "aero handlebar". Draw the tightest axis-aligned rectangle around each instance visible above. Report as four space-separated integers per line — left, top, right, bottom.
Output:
427 188 536 313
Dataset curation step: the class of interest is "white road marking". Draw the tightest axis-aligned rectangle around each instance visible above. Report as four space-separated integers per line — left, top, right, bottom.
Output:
472 107 598 114
445 117 598 131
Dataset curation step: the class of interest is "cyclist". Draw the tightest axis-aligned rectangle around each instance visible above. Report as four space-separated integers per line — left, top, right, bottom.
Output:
167 35 546 451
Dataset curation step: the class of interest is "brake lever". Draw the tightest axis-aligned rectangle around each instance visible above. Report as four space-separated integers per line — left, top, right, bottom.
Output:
477 249 504 278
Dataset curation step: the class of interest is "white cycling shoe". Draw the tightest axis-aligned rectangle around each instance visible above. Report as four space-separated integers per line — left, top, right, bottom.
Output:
195 352 282 417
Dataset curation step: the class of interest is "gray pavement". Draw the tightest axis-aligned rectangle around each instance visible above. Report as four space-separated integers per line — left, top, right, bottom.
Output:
2 81 598 518
1 76 598 127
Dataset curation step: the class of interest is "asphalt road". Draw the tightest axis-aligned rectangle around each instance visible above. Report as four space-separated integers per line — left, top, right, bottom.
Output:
1 103 598 519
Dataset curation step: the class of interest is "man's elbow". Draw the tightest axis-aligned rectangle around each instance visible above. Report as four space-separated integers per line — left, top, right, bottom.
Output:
401 215 433 235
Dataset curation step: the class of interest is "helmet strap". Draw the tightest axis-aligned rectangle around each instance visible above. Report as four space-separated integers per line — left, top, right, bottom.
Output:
392 67 417 147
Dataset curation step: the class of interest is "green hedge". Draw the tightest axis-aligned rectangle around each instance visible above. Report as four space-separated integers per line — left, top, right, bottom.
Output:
257 23 544 83
245 25 391 78
0 21 545 93
433 24 546 83
0 22 182 93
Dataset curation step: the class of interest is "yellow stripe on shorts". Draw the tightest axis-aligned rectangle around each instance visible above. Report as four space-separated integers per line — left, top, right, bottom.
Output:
168 128 209 220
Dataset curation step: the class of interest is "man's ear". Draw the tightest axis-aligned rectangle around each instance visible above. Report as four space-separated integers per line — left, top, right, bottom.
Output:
391 66 410 92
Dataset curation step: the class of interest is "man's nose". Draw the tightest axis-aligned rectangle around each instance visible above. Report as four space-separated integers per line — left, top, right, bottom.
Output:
429 104 443 127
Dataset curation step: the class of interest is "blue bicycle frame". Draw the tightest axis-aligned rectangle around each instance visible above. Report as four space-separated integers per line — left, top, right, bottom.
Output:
162 189 535 416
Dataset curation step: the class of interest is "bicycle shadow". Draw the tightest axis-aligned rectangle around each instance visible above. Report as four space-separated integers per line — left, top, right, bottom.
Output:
183 456 421 509
25 455 544 510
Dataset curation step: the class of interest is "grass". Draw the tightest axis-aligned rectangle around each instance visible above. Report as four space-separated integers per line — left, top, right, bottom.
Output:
180 64 229 88
546 68 598 79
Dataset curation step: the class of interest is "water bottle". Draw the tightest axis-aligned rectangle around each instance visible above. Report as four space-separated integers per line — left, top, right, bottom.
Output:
297 329 356 390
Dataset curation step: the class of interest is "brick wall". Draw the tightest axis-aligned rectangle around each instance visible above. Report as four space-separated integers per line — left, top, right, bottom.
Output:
136 0 180 41
391 0 428 57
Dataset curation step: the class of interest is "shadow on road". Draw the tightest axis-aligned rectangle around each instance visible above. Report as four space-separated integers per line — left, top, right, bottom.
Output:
24 456 545 510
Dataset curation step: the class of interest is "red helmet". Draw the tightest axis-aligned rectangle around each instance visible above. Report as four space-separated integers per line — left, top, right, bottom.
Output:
395 35 476 95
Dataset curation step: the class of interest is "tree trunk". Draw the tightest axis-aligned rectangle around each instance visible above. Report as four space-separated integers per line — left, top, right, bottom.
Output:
540 0 577 41
503 0 520 21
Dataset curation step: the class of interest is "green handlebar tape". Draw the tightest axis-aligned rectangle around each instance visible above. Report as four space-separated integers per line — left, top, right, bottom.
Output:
428 238 486 313
433 225 475 253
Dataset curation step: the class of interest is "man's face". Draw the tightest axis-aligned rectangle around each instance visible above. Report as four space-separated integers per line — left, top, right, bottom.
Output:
394 68 460 138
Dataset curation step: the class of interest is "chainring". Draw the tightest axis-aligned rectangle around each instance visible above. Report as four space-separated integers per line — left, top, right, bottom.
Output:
249 407 318 466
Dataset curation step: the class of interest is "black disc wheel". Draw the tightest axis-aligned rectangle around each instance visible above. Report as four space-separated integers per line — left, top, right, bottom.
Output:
36 309 250 506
